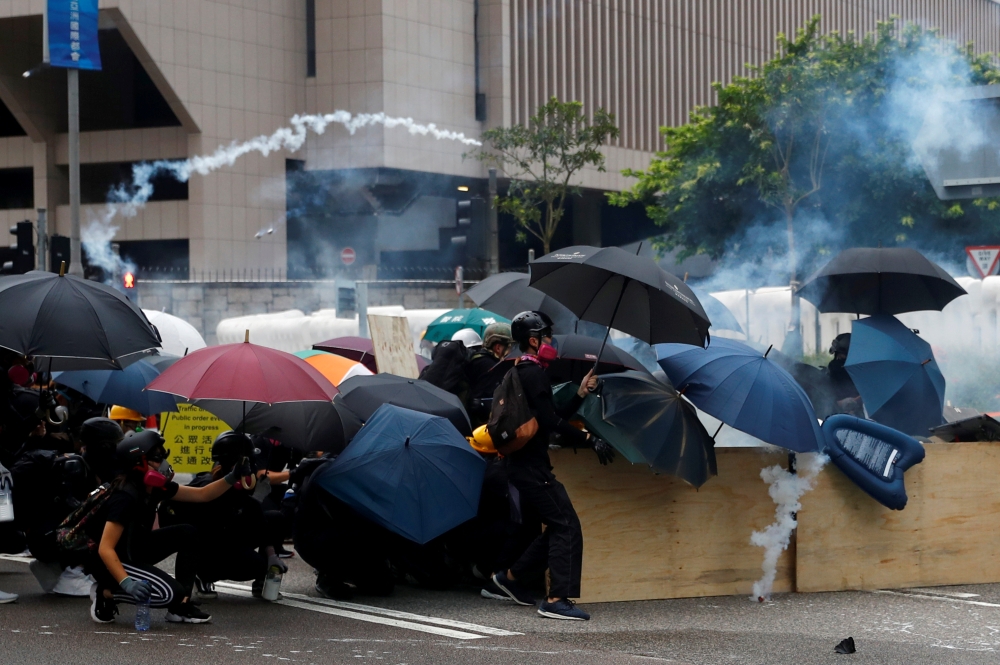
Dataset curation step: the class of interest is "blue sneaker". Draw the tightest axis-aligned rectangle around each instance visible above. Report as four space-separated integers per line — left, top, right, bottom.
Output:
491 571 536 606
538 598 590 621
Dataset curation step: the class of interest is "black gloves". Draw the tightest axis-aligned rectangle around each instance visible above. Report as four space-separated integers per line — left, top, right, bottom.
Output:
591 436 615 465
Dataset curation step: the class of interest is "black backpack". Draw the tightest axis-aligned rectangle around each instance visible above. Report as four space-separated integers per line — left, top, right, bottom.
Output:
486 364 538 456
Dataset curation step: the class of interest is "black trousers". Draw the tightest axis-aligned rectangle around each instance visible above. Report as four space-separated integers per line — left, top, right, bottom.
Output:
197 543 266 585
506 464 583 599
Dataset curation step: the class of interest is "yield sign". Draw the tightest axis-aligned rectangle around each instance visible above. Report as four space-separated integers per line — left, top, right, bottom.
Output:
965 246 1000 278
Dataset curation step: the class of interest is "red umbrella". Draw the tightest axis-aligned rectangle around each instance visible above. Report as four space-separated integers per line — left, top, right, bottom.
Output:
147 334 338 404
313 336 428 374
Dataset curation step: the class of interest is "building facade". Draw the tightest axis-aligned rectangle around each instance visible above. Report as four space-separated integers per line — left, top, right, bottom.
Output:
1 0 998 279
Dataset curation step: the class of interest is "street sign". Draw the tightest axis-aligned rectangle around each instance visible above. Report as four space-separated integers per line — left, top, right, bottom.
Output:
340 247 356 265
48 0 103 70
455 265 464 295
159 403 229 474
965 246 1000 278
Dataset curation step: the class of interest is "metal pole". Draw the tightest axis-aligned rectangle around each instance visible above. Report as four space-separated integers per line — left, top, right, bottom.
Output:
36 209 47 271
488 168 499 274
67 68 82 276
357 282 369 338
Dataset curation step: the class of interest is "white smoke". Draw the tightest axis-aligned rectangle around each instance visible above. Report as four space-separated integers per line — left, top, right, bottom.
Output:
750 452 829 602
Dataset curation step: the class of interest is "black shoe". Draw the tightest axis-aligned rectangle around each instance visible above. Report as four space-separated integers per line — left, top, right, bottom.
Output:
165 602 212 624
537 598 590 621
314 577 354 600
90 586 118 624
274 544 295 559
194 576 217 600
491 571 536 606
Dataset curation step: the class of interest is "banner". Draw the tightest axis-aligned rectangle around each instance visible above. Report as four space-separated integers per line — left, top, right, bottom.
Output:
48 0 102 70
159 404 228 474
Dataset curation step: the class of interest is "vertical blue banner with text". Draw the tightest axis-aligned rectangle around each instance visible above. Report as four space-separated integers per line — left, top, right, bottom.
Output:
48 0 102 70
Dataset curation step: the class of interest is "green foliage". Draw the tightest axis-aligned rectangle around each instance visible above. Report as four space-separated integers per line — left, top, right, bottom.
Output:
468 98 619 254
610 17 1000 285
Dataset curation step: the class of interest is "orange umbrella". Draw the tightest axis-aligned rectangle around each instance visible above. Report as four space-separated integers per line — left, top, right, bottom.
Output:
294 350 373 386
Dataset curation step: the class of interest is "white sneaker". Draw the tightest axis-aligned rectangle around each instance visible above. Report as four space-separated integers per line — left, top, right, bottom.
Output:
28 559 62 593
0 590 17 604
51 566 96 597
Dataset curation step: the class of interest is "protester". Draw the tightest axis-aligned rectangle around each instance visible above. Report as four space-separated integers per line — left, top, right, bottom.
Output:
490 310 615 621
419 338 469 398
451 328 483 352
86 429 243 624
109 405 144 433
827 333 864 416
465 323 513 427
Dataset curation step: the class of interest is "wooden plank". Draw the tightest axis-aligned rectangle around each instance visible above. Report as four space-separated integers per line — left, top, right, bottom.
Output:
367 315 419 379
797 442 1000 593
550 446 794 603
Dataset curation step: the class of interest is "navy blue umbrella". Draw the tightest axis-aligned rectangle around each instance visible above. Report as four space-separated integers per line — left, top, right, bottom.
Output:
844 314 945 436
655 338 823 452
54 358 180 415
313 404 486 544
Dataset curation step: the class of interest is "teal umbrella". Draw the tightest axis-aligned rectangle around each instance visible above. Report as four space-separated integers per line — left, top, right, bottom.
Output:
423 309 510 344
552 382 646 464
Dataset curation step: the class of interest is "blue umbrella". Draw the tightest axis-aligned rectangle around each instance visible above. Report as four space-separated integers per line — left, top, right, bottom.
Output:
844 314 945 436
655 338 823 452
54 358 180 415
313 404 486 544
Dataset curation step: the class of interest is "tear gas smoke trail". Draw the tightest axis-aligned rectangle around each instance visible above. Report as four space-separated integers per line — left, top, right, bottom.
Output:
82 112 482 278
750 452 829 602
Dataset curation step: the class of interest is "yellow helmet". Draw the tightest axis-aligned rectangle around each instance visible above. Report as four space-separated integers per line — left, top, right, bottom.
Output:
109 405 144 422
468 425 497 455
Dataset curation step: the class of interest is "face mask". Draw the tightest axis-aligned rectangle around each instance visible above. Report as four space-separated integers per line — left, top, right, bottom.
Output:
536 342 558 367
143 469 168 488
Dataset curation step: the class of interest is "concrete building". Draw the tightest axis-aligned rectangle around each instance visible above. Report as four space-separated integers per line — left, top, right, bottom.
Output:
1 0 999 280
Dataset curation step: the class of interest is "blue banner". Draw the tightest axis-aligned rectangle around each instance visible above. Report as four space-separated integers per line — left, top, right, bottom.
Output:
48 0 102 70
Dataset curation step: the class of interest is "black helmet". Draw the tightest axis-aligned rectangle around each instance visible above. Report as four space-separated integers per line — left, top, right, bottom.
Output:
80 417 124 449
511 311 554 347
212 430 254 469
116 429 166 469
829 333 852 357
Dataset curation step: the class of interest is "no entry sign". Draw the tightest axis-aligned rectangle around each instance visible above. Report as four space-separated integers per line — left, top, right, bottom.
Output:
341 247 356 265
965 246 1000 278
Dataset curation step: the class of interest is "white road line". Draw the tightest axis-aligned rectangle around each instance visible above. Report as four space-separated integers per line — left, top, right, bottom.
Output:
278 598 488 640
874 590 1000 608
907 588 981 599
215 582 518 637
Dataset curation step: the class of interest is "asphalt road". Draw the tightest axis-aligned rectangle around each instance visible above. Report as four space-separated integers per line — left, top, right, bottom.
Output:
3 554 1000 664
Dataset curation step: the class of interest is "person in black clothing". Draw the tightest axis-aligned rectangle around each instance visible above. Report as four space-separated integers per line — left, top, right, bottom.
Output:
465 322 513 427
491 311 614 621
87 429 243 625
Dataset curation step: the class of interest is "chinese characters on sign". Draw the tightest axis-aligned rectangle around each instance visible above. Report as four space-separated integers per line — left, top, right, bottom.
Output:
159 404 229 473
48 0 102 70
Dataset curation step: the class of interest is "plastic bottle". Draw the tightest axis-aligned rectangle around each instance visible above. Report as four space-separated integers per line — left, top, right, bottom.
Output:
0 463 14 523
134 581 152 631
261 565 282 601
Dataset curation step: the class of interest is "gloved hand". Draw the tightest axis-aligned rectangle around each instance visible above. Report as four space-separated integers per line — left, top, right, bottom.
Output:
119 576 151 603
591 436 615 466
267 552 288 574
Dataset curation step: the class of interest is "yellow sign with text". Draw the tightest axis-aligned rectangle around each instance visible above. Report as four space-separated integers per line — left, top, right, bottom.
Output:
160 403 229 473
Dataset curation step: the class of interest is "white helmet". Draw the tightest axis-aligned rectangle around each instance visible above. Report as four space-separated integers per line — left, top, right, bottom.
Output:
451 328 483 349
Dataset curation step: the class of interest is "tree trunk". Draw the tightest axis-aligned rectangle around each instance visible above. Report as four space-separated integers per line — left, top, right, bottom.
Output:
785 205 803 358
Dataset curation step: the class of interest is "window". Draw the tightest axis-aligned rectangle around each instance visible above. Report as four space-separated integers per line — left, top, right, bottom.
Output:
0 168 33 209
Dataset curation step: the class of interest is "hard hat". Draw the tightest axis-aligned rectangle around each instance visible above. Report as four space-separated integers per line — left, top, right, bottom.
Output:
451 328 483 348
469 425 497 455
110 405 144 422
483 322 513 348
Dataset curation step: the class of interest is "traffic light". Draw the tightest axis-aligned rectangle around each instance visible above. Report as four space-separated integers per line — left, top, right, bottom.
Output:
7 221 34 274
123 271 136 290
49 235 70 273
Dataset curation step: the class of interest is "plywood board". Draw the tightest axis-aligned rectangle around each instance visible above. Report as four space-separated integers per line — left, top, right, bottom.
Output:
550 447 794 603
368 314 419 379
797 442 1000 592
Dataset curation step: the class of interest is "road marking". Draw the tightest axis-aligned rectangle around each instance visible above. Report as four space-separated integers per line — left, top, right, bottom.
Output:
874 590 1000 608
214 583 512 640
906 588 981 599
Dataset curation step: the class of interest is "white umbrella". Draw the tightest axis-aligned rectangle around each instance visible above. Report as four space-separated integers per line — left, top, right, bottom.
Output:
143 310 207 357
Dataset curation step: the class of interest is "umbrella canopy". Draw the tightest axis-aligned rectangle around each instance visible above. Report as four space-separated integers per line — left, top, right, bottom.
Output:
691 288 743 334
798 247 967 315
145 353 182 371
423 309 510 344
465 272 579 333
337 373 472 436
146 337 338 404
53 359 180 415
313 404 486 544
312 336 429 374
845 314 946 436
529 245 711 347
294 350 373 386
552 381 647 464
142 310 207 356
194 397 362 454
656 338 824 453
0 270 160 370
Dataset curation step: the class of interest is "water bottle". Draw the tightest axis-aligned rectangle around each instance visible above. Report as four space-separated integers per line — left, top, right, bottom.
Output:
261 565 282 601
134 581 152 631
0 463 13 523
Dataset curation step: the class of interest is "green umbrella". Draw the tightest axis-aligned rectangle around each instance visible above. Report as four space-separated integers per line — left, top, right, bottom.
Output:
552 382 646 464
423 309 510 344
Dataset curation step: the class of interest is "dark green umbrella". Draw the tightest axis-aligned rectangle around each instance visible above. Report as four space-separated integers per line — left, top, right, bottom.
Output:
553 382 646 464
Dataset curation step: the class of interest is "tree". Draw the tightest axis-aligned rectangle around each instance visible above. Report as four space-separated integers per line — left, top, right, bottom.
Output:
469 98 619 254
610 18 1000 286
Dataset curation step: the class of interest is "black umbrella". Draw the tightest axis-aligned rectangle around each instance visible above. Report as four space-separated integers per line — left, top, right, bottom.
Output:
0 270 160 369
337 374 472 436
193 397 363 454
466 272 579 333
529 246 711 352
488 333 650 385
798 247 967 315
691 288 743 334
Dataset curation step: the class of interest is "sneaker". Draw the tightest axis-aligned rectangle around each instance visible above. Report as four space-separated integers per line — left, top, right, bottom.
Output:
274 544 295 559
165 602 212 624
194 576 218 600
89 586 117 623
314 577 353 600
51 566 96 597
480 578 512 601
0 589 18 604
537 598 590 621
491 571 536 606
